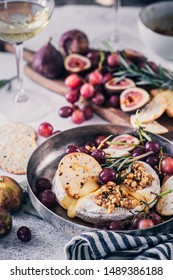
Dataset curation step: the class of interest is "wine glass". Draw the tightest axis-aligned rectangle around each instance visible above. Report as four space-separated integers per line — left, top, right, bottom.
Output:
93 0 141 51
0 0 55 122
93 0 122 50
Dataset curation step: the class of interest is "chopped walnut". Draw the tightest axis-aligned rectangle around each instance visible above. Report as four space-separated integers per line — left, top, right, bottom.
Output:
121 162 153 191
94 183 138 214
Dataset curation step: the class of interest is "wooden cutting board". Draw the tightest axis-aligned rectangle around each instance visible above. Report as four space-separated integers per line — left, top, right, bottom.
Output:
2 42 173 140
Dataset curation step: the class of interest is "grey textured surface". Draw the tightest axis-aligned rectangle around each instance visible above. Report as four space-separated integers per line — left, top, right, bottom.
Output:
0 211 71 260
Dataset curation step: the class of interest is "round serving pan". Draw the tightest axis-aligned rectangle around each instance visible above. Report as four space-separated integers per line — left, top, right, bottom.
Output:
27 124 173 237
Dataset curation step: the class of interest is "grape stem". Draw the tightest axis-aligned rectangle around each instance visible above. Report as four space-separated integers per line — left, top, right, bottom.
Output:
139 189 173 214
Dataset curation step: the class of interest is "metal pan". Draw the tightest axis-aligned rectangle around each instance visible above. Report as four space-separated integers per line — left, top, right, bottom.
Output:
27 124 173 237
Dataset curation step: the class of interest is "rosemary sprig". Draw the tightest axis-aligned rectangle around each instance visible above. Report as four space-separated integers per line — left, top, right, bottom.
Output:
115 53 173 90
0 77 16 89
108 141 144 148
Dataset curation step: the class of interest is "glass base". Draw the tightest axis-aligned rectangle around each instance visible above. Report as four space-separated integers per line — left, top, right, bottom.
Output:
91 29 143 52
0 89 52 122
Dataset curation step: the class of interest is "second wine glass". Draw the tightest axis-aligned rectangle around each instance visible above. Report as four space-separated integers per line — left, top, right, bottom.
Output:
0 0 55 122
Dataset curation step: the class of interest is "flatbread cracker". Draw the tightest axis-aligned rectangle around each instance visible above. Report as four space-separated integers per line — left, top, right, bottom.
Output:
0 122 37 174
156 176 173 216
130 115 168 134
130 95 167 124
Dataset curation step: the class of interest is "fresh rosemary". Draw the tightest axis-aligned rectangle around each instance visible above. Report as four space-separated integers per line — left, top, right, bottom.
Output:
0 77 16 89
103 41 173 90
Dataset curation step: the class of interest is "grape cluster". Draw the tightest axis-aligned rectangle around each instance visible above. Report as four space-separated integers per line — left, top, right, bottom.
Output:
58 51 121 124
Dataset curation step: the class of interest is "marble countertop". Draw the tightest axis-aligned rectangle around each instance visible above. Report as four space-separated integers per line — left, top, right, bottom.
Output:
0 4 173 260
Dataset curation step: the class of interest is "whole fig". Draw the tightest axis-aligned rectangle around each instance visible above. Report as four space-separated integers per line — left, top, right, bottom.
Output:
32 39 64 79
0 207 12 238
59 29 89 55
0 176 23 213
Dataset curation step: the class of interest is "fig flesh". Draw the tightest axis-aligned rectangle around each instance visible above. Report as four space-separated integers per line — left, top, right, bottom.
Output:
32 39 64 79
64 53 91 73
0 207 12 238
120 87 150 112
0 176 23 213
105 134 140 154
59 29 89 55
105 77 135 93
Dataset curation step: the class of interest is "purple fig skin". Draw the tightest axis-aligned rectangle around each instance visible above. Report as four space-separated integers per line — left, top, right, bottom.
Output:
0 176 23 213
0 207 12 238
32 40 64 79
59 29 89 55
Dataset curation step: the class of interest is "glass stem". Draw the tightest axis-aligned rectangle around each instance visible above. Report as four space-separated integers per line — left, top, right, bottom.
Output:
13 42 28 103
109 0 121 43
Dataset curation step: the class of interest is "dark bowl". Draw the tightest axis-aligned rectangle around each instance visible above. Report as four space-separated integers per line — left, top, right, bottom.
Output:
27 124 173 237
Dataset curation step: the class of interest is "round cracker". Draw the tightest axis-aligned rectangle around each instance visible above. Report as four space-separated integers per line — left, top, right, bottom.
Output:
0 122 37 174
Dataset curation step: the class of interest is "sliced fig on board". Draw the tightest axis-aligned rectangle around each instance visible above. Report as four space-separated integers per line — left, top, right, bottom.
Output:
64 54 91 74
105 77 135 93
120 87 150 112
123 49 147 64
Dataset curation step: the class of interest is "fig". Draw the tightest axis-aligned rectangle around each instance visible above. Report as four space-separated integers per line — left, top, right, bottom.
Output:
120 87 150 113
32 39 64 79
0 207 12 238
123 49 147 64
0 176 23 213
64 53 91 74
107 134 140 152
105 77 135 93
59 29 89 55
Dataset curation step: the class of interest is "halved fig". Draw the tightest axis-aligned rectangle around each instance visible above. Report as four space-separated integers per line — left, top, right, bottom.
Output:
123 49 147 64
105 77 135 93
64 53 91 73
120 87 150 112
104 134 140 154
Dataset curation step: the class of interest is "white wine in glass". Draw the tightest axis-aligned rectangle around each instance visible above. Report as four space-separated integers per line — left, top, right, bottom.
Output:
0 0 55 122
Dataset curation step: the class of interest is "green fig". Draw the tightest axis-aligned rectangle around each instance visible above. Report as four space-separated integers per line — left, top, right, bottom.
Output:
0 176 23 213
0 207 12 238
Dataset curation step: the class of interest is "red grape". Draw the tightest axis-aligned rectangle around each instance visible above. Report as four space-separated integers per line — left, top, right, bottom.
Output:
132 147 146 157
82 106 93 120
95 135 108 148
65 89 79 103
38 122 53 137
145 140 160 154
88 71 103 85
102 73 113 84
146 155 159 167
65 74 81 89
71 109 85 124
109 95 120 108
109 220 123 230
161 156 173 175
80 83 95 99
147 213 162 225
17 226 31 242
92 92 105 106
137 218 154 229
99 168 116 184
38 190 56 208
59 106 72 118
76 147 90 154
107 53 119 68
91 149 106 164
35 177 52 193
66 144 79 153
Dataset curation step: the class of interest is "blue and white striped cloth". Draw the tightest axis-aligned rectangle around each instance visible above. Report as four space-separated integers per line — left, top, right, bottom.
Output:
65 230 173 260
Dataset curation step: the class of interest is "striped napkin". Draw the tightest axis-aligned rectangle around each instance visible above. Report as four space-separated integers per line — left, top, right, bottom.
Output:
65 230 173 260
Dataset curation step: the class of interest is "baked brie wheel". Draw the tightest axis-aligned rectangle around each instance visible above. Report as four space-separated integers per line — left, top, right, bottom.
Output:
52 152 160 223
